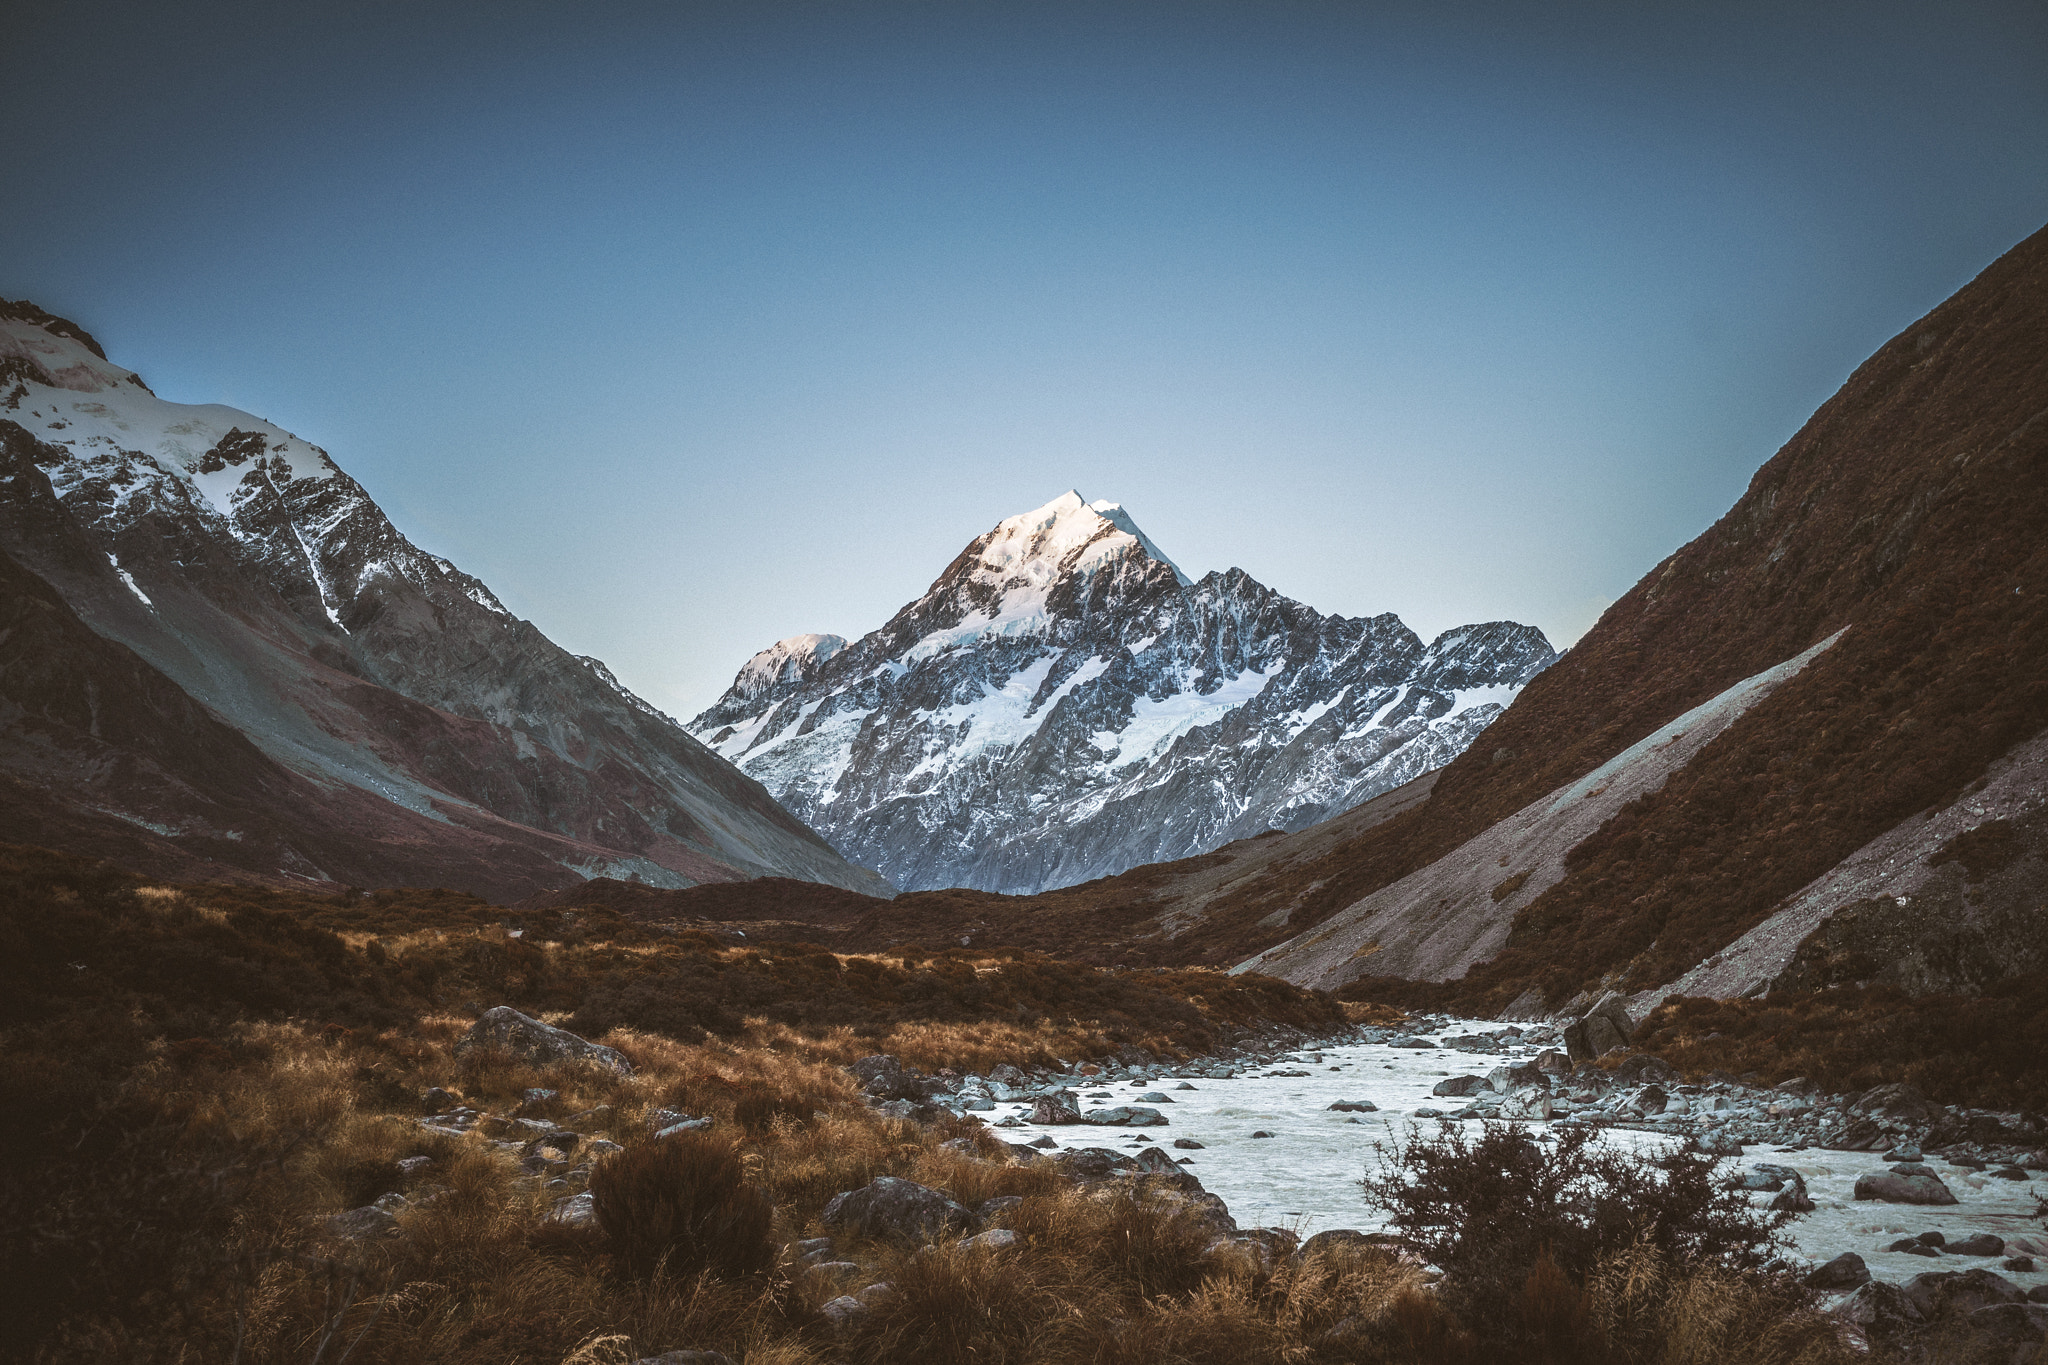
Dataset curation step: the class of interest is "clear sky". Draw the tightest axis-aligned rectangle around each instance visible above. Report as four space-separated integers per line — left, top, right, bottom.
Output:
6 1 2045 718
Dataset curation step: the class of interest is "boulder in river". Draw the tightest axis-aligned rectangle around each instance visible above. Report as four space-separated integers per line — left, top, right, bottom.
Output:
1854 1170 1959 1205
1805 1252 1871 1290
1083 1106 1166 1126
1030 1094 1083 1125
1431 1075 1486 1098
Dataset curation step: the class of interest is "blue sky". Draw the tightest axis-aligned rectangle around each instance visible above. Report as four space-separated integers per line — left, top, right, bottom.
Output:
6 1 2046 716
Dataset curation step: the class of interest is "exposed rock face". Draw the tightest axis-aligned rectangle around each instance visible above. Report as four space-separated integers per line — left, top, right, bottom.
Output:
1563 993 1636 1062
691 491 1553 893
0 301 887 900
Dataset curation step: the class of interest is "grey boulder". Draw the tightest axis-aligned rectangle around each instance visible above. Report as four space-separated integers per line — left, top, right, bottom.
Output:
1805 1252 1871 1290
455 1007 631 1076
822 1177 973 1245
1854 1171 1959 1205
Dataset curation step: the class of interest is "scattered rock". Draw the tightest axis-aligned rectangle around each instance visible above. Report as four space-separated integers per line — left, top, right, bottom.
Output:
1836 1279 1924 1334
805 1261 861 1283
325 1202 401 1241
1805 1252 1871 1290
1030 1094 1083 1125
959 1228 1020 1253
546 1192 597 1228
819 1295 865 1329
822 1177 972 1245
655 1118 713 1138
976 1196 1023 1222
454 1007 631 1076
1173 1138 1205 1150
1053 1148 1141 1182
1563 993 1634 1062
1959 1304 2048 1359
1328 1100 1377 1112
1082 1106 1167 1126
1853 1171 1959 1205
1610 1054 1678 1086
1900 1268 2025 1319
1431 1075 1486 1098
1949 1234 2006 1258
1857 1083 1932 1123
629 1352 735 1365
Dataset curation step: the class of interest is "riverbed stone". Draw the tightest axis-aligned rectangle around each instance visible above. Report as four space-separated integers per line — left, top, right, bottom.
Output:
1854 1170 1959 1205
1805 1252 1871 1290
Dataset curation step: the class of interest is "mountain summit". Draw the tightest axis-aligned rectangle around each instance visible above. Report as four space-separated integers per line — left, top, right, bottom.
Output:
0 299 888 899
690 491 1554 893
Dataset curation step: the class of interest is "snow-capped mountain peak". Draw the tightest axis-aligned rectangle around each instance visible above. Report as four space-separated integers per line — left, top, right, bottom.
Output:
735 633 849 698
690 490 1555 894
1088 498 1191 586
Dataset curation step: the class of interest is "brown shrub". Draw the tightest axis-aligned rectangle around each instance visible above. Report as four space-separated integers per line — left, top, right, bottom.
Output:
590 1131 776 1281
1361 1123 1788 1348
1627 980 2048 1110
841 1242 1057 1365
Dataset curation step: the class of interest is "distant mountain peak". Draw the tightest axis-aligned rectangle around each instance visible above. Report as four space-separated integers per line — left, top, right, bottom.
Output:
691 490 1553 894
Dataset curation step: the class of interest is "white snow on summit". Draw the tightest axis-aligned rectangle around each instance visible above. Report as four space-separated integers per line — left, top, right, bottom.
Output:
691 489 1557 893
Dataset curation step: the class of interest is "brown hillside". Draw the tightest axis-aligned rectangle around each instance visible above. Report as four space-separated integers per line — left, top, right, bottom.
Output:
1319 221 2048 1008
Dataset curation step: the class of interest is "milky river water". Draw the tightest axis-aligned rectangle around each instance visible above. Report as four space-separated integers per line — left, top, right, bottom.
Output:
994 1025 2047 1290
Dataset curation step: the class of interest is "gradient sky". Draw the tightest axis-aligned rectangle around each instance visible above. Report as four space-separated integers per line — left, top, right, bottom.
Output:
7 1 2046 717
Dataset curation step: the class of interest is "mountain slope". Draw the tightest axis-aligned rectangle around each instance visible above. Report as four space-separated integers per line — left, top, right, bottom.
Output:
0 300 889 898
690 491 1553 893
1190 221 2048 1010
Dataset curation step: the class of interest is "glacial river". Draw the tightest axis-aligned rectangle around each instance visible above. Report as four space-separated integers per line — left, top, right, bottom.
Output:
994 1025 2047 1291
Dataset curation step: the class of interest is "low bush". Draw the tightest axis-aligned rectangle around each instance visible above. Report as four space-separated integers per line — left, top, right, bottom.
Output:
1361 1123 1790 1346
589 1132 776 1281
1628 981 2048 1110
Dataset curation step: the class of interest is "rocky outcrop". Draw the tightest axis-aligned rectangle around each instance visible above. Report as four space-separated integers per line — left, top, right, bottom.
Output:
691 491 1552 893
1562 993 1636 1062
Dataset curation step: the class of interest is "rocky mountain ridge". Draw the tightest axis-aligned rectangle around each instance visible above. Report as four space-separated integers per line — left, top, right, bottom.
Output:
0 298 888 899
690 491 1554 893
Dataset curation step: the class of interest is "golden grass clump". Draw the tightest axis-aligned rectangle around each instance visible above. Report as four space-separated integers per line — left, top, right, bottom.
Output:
589 1131 776 1281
